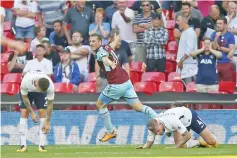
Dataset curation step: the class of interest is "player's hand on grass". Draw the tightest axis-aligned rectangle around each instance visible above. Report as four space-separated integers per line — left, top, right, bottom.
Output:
30 112 39 123
136 146 144 149
42 121 50 134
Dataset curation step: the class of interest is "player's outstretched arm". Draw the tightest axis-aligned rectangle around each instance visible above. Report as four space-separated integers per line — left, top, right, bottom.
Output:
136 141 154 149
21 95 39 123
43 100 54 134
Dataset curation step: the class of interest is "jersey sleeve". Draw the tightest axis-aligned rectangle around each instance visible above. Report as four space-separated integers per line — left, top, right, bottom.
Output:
96 48 109 61
147 130 156 142
20 76 28 95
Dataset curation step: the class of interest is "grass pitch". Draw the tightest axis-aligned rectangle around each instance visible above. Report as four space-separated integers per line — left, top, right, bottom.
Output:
1 145 237 158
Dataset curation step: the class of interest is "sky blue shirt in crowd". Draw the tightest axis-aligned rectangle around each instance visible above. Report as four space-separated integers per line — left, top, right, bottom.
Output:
210 31 235 64
195 54 218 85
89 22 110 45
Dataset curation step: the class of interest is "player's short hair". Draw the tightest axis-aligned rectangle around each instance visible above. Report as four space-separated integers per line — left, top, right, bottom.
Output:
90 33 102 41
36 44 45 49
217 17 227 24
53 20 63 25
72 31 83 37
38 78 50 91
34 26 44 36
147 119 157 131
109 27 120 39
95 8 105 17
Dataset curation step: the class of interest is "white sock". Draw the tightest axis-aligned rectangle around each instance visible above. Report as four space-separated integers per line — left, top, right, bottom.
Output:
19 118 28 146
39 118 46 147
186 139 200 148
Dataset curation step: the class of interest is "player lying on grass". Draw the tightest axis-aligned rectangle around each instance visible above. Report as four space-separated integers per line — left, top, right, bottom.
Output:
17 71 55 152
137 106 218 149
89 33 158 142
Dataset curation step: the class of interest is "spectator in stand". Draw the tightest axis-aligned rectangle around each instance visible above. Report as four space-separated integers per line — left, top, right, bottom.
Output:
63 0 94 45
95 29 130 92
105 0 118 26
228 45 237 73
89 8 110 45
54 48 80 93
182 0 198 9
0 6 5 53
13 0 37 43
143 13 168 72
37 0 68 37
176 15 198 84
132 0 153 63
23 44 53 76
132 0 160 15
41 40 61 67
215 0 228 16
200 5 220 40
30 26 49 53
49 20 68 53
211 17 235 81
174 2 201 41
112 0 137 53
226 1 237 73
190 38 222 92
7 39 33 73
86 1 113 12
161 1 181 13
66 31 91 82
175 2 203 22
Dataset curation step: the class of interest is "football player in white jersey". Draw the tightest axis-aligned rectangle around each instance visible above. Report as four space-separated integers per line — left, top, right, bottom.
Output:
17 71 55 152
137 106 218 149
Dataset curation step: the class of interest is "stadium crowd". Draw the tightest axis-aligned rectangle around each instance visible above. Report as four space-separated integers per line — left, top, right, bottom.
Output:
1 0 237 102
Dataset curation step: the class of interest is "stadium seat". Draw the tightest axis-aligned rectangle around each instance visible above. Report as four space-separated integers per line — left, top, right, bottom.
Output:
167 41 178 53
130 71 140 84
165 20 175 29
168 72 182 82
134 82 157 94
232 71 236 82
1 83 20 95
3 73 22 84
78 82 96 93
186 82 196 92
167 29 174 41
165 61 176 73
1 53 12 63
3 21 11 32
54 83 74 93
166 51 177 62
219 81 236 93
141 72 165 91
130 62 145 72
3 31 15 40
1 62 9 75
88 72 96 82
159 82 184 92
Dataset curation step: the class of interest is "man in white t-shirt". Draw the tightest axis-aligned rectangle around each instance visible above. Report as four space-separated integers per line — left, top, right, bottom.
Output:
112 0 137 56
176 15 198 84
17 70 55 152
66 31 91 82
23 44 53 76
226 1 237 72
30 26 49 53
0 6 5 38
13 0 37 43
137 106 218 149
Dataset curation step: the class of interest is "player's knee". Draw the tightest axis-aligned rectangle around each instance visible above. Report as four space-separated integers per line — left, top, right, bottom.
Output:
206 137 217 146
38 109 46 118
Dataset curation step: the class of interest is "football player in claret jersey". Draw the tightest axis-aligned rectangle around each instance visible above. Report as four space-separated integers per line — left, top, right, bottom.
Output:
17 71 55 152
137 106 218 149
89 33 158 142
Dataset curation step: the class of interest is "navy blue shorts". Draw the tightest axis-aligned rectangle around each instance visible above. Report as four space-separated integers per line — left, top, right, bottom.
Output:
19 92 47 109
187 109 206 134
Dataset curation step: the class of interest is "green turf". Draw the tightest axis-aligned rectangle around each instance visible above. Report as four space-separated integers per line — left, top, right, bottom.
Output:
1 145 237 158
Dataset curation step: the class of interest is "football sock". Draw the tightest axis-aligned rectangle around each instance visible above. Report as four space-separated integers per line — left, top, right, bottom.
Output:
19 118 28 146
141 105 158 119
186 139 200 148
99 108 114 133
39 118 46 147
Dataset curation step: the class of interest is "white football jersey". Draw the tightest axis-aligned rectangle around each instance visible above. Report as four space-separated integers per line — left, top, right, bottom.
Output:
147 107 192 142
20 71 55 100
